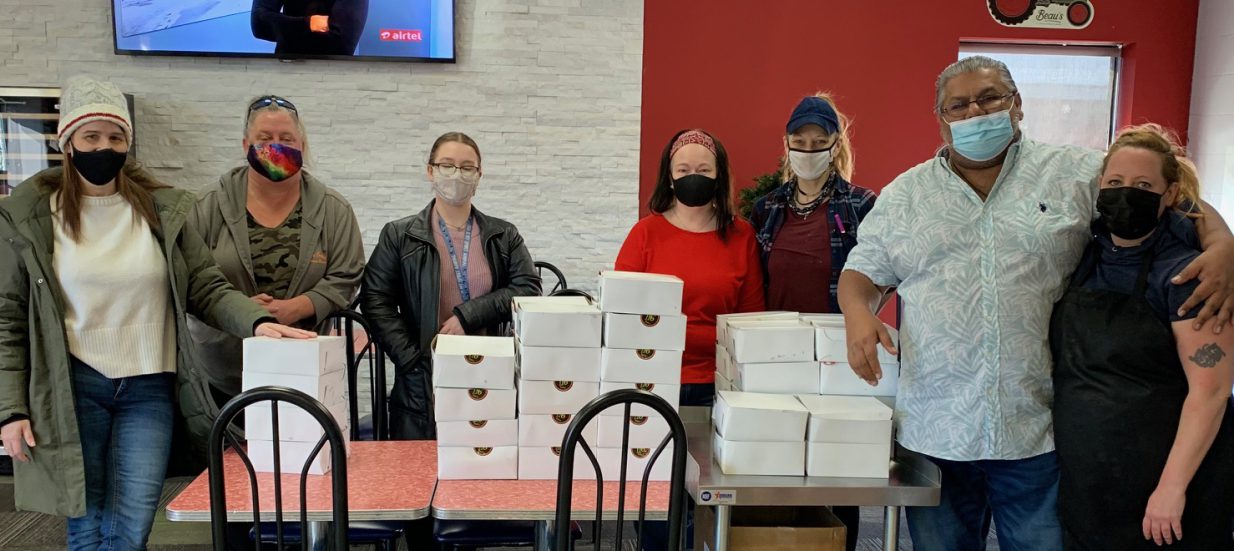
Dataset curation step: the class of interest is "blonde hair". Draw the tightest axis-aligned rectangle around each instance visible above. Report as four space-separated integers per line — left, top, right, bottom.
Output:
781 92 855 182
1103 123 1201 215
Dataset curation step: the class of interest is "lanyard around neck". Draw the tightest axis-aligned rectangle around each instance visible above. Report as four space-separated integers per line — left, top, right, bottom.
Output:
438 214 474 302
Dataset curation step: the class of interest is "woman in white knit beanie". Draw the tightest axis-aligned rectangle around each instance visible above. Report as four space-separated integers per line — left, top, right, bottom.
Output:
0 75 314 550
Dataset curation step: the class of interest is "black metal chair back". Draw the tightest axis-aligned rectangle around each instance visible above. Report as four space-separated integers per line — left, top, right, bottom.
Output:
553 389 688 551
534 261 568 295
208 386 350 551
549 288 596 302
317 309 388 441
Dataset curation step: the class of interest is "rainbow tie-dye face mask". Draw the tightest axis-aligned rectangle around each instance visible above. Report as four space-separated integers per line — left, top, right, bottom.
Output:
247 143 303 182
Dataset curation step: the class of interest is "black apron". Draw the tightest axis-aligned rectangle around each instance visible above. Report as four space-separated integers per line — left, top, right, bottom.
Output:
1049 241 1234 550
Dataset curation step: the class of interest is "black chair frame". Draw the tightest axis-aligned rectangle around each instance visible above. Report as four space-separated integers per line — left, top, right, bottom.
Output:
208 386 350 551
553 389 689 551
317 309 388 441
534 261 569 295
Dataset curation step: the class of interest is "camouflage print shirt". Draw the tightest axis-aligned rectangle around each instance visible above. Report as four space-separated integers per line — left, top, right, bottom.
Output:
247 201 302 300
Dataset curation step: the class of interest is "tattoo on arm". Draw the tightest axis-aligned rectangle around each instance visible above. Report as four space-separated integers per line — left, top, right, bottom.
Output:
1189 343 1226 368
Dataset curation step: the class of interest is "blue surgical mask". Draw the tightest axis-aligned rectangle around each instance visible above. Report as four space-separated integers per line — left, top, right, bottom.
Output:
948 109 1015 162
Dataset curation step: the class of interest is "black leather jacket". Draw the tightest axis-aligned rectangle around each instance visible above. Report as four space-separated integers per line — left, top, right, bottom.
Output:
360 201 541 439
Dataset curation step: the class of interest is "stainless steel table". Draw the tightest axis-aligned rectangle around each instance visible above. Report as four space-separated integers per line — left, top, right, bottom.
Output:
681 407 941 551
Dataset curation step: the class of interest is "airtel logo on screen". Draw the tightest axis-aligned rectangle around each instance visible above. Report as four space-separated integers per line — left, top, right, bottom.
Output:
379 29 423 42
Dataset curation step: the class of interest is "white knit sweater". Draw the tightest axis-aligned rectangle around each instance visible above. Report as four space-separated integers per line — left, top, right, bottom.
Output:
52 193 176 378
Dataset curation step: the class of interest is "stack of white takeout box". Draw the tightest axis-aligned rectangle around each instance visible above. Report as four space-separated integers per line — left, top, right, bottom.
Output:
432 335 518 480
715 312 898 397
512 295 604 480
712 390 893 478
242 336 351 475
595 271 687 481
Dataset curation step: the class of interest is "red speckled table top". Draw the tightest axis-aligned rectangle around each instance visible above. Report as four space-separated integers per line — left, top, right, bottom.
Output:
166 441 437 522
432 479 672 521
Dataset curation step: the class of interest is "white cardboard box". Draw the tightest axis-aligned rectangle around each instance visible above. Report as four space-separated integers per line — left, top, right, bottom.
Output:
245 402 350 442
242 369 348 409
814 320 898 365
797 395 894 444
518 413 598 447
249 437 350 475
715 344 735 382
517 446 599 480
597 445 675 481
600 348 683 384
513 295 594 308
435 419 520 447
716 311 799 346
517 345 602 382
727 323 815 364
517 380 600 415
598 271 684 316
819 361 899 397
598 381 681 417
431 335 516 389
242 336 346 376
712 434 804 476
806 442 892 478
797 395 892 478
712 391 808 442
435 387 518 422
597 413 672 448
734 362 820 395
602 313 687 351
514 301 603 348
437 446 518 480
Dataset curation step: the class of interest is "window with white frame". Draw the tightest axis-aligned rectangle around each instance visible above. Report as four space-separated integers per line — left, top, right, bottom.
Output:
959 42 1120 151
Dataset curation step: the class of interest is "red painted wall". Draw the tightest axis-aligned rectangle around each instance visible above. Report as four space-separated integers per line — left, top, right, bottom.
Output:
638 1 1200 213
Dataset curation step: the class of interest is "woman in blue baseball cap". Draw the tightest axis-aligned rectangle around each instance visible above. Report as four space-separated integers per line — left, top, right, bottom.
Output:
748 93 878 551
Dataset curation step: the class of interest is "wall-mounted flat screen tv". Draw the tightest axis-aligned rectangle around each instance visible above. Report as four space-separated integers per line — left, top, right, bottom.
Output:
112 0 455 62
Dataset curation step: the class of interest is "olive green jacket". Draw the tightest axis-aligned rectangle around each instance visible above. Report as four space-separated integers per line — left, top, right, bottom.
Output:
186 167 365 395
0 167 270 517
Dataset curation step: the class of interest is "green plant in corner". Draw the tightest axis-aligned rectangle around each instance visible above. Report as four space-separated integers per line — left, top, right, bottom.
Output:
737 171 784 220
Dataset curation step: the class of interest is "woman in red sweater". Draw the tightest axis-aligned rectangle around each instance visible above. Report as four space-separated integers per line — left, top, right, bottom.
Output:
616 129 765 406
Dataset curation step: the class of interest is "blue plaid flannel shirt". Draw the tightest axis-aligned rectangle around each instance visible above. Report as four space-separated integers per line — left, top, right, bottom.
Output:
749 174 877 312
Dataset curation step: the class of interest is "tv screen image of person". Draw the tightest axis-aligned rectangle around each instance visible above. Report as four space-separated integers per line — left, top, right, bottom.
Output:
112 0 455 61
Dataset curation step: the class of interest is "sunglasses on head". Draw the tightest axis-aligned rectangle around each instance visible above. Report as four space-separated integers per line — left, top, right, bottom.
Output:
248 96 297 113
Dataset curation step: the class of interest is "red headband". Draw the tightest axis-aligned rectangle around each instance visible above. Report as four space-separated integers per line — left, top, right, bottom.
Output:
670 130 717 158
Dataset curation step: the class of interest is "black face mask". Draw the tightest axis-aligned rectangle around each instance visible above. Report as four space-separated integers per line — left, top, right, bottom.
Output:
71 148 128 186
1097 187 1164 240
671 174 717 207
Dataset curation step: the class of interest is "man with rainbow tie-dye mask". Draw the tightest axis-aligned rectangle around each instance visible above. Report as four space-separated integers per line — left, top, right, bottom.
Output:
186 95 366 410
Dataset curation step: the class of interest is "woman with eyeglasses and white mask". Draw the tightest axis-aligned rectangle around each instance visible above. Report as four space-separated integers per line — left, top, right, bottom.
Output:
361 132 541 440
187 95 366 410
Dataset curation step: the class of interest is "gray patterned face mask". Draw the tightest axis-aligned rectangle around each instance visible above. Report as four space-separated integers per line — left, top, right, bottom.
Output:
432 175 478 206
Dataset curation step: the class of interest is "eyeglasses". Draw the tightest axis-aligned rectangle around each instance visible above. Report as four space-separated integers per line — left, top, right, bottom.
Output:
248 96 298 114
430 163 480 178
939 91 1016 120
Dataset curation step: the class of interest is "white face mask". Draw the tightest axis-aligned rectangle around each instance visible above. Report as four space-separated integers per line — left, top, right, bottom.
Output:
788 149 833 181
432 175 478 206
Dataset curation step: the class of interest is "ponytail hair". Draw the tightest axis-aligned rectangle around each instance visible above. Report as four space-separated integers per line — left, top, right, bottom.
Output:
1103 123 1201 215
781 92 855 182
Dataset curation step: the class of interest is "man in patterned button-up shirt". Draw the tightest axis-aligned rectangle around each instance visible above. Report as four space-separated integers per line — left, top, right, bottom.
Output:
839 56 1234 551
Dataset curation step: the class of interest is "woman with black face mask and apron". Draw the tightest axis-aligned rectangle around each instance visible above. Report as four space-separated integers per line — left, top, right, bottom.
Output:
615 128 766 408
1050 124 1234 550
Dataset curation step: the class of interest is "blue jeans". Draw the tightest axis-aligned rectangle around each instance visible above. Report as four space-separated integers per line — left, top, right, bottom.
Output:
906 451 1061 551
67 358 175 551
